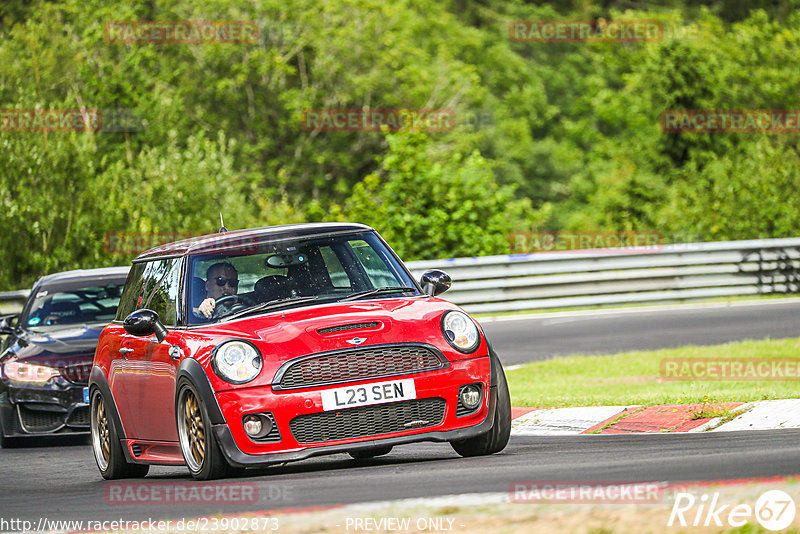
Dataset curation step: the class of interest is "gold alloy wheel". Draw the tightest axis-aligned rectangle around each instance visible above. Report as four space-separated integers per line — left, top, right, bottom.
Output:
179 389 206 471
91 393 110 470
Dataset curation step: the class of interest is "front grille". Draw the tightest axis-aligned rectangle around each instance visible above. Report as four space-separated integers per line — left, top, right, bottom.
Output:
277 345 447 390
60 362 92 384
67 406 90 426
18 406 64 432
318 322 379 334
290 398 446 443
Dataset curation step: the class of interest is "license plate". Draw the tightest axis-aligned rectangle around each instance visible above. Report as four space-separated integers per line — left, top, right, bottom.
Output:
83 387 89 404
321 379 416 411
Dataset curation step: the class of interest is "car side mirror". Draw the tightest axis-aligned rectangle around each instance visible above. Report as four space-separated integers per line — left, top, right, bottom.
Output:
123 309 168 343
419 270 452 296
0 314 18 335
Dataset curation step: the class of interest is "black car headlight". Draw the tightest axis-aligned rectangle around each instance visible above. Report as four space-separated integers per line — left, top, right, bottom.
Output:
211 340 262 384
441 311 480 353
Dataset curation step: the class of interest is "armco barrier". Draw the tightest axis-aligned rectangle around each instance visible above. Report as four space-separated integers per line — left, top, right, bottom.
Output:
404 238 800 314
1 238 798 316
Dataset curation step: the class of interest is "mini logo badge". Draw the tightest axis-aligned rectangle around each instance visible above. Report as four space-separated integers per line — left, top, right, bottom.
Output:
346 337 367 345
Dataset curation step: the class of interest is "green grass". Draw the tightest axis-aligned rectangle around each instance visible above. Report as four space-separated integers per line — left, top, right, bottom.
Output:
506 337 800 408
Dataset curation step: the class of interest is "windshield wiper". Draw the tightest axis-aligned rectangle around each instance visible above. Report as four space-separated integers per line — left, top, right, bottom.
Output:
225 296 321 321
338 286 417 302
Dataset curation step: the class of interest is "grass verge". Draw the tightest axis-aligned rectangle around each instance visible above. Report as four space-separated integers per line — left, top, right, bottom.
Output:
506 337 800 408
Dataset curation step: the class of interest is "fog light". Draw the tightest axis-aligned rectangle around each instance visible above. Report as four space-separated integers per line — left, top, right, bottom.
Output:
460 384 481 410
243 415 262 437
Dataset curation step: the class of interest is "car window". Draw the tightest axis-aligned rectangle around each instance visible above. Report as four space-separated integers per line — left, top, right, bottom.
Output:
116 259 182 325
141 258 182 326
23 282 126 328
186 231 417 324
116 263 146 320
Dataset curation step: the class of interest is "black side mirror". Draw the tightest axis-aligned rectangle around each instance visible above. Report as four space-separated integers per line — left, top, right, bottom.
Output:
123 309 168 343
0 314 18 335
419 270 452 296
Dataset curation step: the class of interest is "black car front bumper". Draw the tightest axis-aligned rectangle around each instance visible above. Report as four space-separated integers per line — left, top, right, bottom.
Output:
0 382 90 438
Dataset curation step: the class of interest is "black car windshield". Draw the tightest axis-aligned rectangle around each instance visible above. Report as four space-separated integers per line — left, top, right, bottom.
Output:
21 282 126 329
187 231 420 324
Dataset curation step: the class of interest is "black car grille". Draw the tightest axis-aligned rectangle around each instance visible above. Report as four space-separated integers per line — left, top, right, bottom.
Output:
289 398 446 444
317 322 379 334
60 362 92 384
277 345 447 390
18 406 64 432
67 406 90 426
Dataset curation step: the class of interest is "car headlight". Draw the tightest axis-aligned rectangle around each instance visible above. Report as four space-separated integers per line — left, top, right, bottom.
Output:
211 341 262 384
441 311 480 353
3 361 60 384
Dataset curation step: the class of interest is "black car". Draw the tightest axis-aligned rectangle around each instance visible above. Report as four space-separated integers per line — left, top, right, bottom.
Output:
0 267 129 446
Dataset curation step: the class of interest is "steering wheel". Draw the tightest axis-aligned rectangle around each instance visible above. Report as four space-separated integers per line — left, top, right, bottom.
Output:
212 294 255 318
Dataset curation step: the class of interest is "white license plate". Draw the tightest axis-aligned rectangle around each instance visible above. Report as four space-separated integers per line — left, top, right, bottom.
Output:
83 387 89 404
321 379 416 411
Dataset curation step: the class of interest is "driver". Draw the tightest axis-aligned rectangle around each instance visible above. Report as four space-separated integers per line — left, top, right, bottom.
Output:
195 262 239 319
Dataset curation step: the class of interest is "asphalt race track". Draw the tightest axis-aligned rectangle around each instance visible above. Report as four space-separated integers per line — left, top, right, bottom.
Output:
2 430 800 523
2 299 800 524
480 299 800 365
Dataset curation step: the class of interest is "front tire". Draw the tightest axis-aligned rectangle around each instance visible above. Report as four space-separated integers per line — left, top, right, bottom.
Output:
450 360 511 457
91 389 149 479
177 382 229 480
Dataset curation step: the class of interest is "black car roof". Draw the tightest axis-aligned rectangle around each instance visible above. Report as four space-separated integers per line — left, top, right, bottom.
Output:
36 266 131 287
133 223 373 262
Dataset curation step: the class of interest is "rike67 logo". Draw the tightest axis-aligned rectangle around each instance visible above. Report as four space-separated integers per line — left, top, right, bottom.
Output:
669 490 796 531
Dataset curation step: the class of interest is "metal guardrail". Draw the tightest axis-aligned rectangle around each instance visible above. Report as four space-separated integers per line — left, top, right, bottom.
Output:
2 238 799 315
0 290 29 314
405 237 800 314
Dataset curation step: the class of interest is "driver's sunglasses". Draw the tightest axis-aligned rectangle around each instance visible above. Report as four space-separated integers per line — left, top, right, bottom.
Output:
213 277 239 288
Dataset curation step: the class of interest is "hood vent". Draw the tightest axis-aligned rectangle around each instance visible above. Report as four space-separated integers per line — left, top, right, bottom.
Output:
317 322 379 334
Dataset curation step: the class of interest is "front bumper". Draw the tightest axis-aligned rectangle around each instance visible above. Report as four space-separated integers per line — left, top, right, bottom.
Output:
0 382 89 438
213 355 493 467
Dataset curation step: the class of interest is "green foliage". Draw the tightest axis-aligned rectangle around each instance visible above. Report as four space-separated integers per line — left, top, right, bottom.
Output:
1 0 800 289
346 132 532 260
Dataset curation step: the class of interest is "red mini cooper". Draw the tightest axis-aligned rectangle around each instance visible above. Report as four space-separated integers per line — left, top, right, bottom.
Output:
90 223 510 480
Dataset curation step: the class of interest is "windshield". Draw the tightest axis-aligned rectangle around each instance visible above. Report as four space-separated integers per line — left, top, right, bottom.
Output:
21 282 125 329
187 231 419 324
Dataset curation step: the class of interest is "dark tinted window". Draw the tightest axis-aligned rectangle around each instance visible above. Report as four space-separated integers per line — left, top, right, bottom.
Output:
116 263 146 321
23 281 126 328
141 258 182 326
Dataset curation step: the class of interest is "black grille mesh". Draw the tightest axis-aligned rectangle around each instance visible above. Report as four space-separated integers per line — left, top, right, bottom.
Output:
318 322 379 334
290 398 446 443
279 345 445 390
67 406 90 426
18 406 64 431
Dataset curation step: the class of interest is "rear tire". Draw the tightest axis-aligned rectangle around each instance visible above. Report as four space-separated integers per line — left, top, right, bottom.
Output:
177 382 229 480
91 389 149 479
450 360 511 457
348 445 393 460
